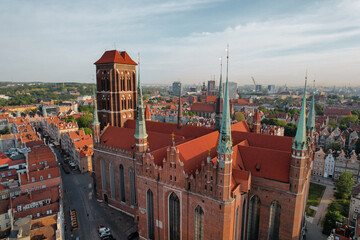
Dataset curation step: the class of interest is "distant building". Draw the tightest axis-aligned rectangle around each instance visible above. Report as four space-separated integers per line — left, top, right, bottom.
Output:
255 85 262 92
268 85 275 94
172 81 182 96
207 80 216 96
223 82 237 99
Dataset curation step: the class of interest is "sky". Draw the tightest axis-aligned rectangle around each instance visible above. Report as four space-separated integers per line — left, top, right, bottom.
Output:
0 0 360 86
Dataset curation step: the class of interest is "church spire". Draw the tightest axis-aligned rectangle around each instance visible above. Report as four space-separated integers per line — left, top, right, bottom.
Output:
42 105 47 118
307 80 315 134
134 56 148 140
92 88 100 125
177 82 183 129
217 46 232 155
215 57 223 131
293 76 307 150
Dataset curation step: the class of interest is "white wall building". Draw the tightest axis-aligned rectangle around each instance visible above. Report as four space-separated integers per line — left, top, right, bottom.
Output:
323 152 335 178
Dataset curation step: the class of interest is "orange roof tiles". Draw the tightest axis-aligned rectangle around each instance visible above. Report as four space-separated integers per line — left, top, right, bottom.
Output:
94 50 137 65
101 126 185 152
191 103 215 112
20 167 60 185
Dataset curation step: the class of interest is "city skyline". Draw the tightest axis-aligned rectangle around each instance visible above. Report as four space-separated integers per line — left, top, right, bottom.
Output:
1 0 360 86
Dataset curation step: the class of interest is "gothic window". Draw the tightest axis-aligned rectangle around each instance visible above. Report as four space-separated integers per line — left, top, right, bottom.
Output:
241 198 247 240
267 200 281 240
119 165 125 202
100 159 107 190
130 167 136 205
247 195 260 240
194 205 204 240
169 192 180 240
109 163 115 199
234 207 239 240
147 189 155 240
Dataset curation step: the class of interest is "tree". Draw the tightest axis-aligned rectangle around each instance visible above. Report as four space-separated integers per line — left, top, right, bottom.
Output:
322 210 343 235
64 115 75 123
355 139 360 155
315 103 324 116
258 106 267 114
284 123 297 137
234 112 245 122
328 119 337 129
78 105 93 114
76 114 92 128
326 142 342 152
335 171 355 199
339 124 347 131
0 127 10 135
82 127 93 135
197 97 202 102
340 115 358 125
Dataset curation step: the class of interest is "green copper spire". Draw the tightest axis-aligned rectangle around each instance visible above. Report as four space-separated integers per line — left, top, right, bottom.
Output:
42 105 47 117
293 78 307 150
306 91 315 133
215 57 223 131
217 47 233 155
93 88 100 125
134 57 148 139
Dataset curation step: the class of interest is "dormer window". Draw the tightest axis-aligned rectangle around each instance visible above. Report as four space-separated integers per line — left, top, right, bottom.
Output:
31 177 35 182
48 174 51 178
40 176 43 180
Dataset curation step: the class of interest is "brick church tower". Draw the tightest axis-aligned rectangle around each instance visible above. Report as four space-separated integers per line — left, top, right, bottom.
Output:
216 50 233 201
94 50 138 128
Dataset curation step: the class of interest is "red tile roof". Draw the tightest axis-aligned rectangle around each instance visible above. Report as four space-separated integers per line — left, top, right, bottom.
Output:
125 120 214 139
94 50 137 65
20 167 60 185
324 108 352 116
191 103 215 112
238 145 291 182
101 126 185 152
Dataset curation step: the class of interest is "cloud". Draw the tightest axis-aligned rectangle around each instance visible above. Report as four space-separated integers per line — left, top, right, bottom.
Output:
0 0 359 86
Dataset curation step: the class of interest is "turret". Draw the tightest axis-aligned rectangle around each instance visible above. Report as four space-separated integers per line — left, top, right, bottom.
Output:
145 106 151 121
290 78 308 193
215 58 224 131
177 83 183 129
216 46 233 201
42 106 47 118
252 110 261 133
92 88 101 143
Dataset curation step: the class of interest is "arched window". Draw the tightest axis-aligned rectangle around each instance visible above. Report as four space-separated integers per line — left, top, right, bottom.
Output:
169 192 180 240
234 207 239 240
241 199 247 240
119 165 125 202
100 159 107 190
147 189 155 240
129 167 136 205
194 205 204 240
109 163 115 199
267 200 281 240
247 195 260 240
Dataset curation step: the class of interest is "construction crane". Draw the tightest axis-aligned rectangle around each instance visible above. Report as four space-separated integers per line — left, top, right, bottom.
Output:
251 76 256 86
251 76 257 92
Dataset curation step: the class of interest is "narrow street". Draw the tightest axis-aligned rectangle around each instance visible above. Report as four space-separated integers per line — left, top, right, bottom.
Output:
52 147 137 240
